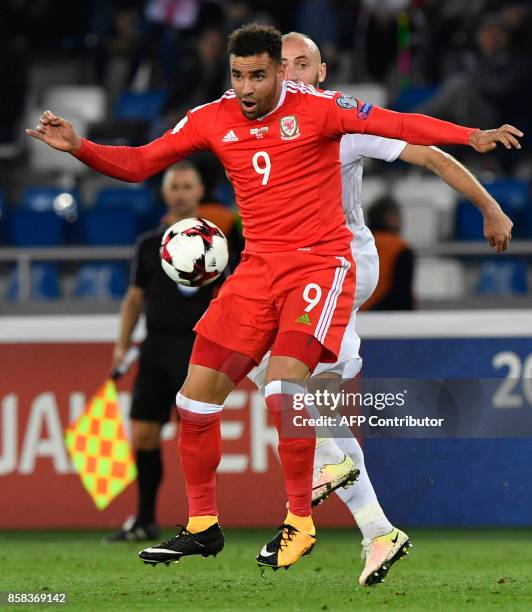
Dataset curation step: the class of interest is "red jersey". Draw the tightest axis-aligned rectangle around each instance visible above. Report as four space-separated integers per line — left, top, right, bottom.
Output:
75 81 476 254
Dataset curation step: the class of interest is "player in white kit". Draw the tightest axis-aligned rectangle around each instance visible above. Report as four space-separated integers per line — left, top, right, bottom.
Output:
248 32 514 586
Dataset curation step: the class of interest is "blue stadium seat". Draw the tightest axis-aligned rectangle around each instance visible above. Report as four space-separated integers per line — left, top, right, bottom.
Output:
0 191 8 245
73 263 128 300
455 200 484 241
476 260 528 295
94 186 153 216
10 209 65 246
482 179 529 209
6 263 60 300
391 86 439 112
456 179 530 240
20 186 80 212
115 90 166 122
483 179 529 238
83 209 138 245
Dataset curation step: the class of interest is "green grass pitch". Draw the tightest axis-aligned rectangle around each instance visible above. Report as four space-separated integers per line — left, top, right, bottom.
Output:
1 529 531 611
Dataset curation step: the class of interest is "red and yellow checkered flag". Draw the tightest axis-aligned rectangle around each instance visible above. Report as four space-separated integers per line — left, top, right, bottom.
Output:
65 379 137 510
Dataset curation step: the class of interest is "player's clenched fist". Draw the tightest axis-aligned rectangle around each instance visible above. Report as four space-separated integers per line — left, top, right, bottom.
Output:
25 110 82 154
483 207 513 253
470 124 523 153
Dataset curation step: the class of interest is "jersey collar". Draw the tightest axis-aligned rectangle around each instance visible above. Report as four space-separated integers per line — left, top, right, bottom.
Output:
257 81 287 122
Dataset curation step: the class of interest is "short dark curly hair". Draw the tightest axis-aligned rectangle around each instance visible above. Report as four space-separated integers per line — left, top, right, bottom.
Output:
228 23 282 64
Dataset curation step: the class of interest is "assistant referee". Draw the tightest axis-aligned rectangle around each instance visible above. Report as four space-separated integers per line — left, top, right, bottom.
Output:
107 160 241 542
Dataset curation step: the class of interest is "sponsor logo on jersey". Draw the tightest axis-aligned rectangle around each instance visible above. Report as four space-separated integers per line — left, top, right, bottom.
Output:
336 94 358 110
295 313 311 325
250 126 269 139
357 102 373 120
222 130 239 143
280 115 300 140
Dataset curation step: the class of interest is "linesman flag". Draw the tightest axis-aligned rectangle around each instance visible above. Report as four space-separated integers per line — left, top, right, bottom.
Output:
65 379 137 510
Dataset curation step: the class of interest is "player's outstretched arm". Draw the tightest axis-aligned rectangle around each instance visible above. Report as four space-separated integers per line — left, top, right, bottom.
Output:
330 98 523 151
399 145 513 252
26 110 189 182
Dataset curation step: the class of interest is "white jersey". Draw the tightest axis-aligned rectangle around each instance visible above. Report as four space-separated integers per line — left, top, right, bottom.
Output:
340 134 407 230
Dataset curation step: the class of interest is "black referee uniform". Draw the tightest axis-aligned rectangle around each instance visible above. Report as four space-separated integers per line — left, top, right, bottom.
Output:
130 226 220 424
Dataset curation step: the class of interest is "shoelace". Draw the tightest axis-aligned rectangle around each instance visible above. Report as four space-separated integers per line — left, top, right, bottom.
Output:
159 525 190 548
276 524 299 551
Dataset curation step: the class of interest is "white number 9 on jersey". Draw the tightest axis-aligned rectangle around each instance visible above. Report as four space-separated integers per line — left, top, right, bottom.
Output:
252 151 271 185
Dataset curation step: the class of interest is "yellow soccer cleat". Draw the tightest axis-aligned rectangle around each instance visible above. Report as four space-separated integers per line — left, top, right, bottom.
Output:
256 524 316 570
359 527 412 586
312 454 360 507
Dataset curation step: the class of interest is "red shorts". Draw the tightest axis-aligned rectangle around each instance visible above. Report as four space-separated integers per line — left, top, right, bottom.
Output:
194 250 356 364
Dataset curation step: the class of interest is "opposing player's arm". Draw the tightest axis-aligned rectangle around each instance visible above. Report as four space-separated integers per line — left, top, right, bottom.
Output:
399 145 513 252
322 94 522 152
113 286 144 369
27 109 207 182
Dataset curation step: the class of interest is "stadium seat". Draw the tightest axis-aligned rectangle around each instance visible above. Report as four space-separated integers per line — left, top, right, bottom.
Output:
414 257 466 300
476 260 528 295
20 186 80 217
330 82 387 107
83 209 138 245
483 179 529 238
25 108 88 174
6 263 60 300
394 177 456 246
360 177 388 210
455 200 484 241
73 263 128 300
391 85 439 112
114 90 166 122
0 191 8 245
43 85 107 124
456 179 530 240
88 119 149 147
10 209 65 246
94 186 153 217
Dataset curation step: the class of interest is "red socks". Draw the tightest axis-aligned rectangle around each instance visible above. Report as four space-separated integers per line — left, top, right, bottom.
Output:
176 393 223 517
264 382 315 516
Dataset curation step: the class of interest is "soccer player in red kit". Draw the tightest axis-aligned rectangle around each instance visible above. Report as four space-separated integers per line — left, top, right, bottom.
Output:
27 24 522 570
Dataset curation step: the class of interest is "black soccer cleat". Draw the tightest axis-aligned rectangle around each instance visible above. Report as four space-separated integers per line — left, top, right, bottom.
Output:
138 523 224 566
104 516 161 543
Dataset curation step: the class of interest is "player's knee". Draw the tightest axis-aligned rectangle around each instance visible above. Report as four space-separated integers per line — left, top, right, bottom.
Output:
180 364 234 404
132 421 161 450
265 355 310 384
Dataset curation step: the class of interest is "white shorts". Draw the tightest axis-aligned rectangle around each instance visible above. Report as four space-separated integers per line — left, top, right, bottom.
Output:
248 224 379 387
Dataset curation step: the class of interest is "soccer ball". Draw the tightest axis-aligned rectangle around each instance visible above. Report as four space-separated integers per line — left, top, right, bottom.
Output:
160 217 229 287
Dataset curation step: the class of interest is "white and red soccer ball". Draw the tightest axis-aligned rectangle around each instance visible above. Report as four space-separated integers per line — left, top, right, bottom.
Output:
160 217 229 287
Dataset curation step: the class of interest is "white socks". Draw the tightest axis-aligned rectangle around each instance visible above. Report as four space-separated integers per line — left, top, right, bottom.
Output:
333 435 393 541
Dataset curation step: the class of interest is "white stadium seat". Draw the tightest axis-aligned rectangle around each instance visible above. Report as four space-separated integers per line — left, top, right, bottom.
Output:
414 257 466 300
360 177 388 209
43 86 107 124
394 176 457 246
25 108 88 175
